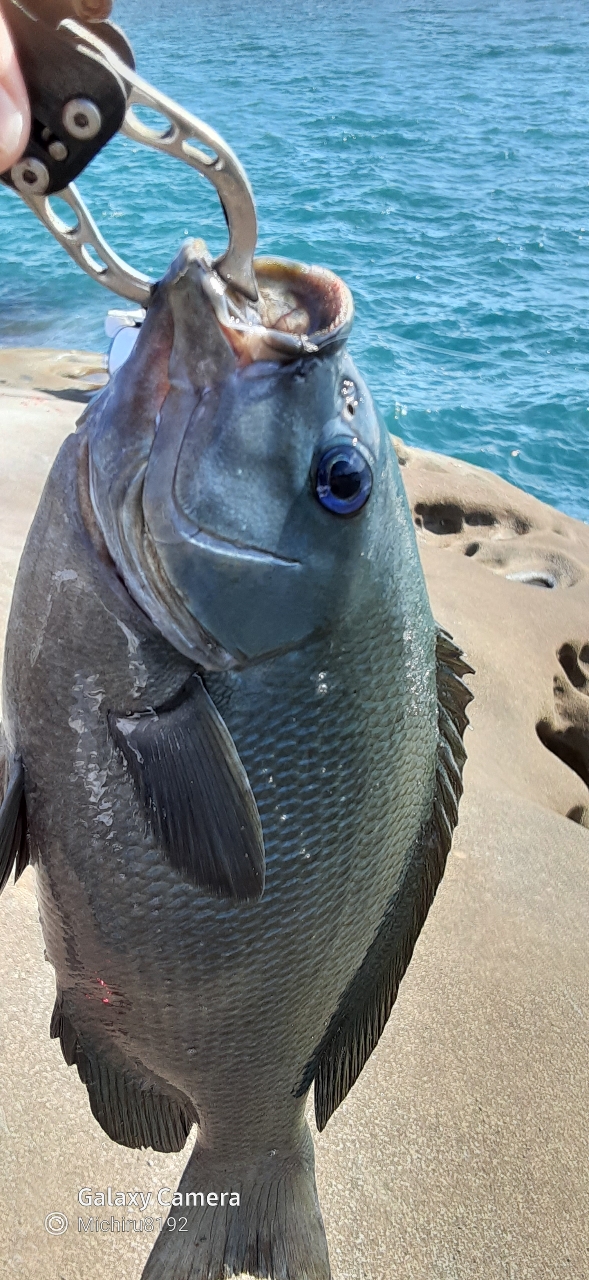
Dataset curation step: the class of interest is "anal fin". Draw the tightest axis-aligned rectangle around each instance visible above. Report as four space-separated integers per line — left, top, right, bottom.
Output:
51 998 197 1153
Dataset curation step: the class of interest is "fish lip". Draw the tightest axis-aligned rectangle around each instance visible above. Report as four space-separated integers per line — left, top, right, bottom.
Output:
153 510 301 568
187 527 300 567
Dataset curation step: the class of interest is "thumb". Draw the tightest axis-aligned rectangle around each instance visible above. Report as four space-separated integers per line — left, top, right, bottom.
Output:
0 9 30 173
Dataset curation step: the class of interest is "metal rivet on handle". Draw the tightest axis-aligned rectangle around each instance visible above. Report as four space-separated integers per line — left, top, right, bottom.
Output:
11 158 50 195
62 99 102 141
48 141 69 162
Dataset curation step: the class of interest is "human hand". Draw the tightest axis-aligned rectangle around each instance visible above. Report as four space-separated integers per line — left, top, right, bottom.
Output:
0 6 30 172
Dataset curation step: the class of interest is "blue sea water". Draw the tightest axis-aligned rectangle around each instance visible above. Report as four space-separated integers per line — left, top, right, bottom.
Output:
1 0 588 520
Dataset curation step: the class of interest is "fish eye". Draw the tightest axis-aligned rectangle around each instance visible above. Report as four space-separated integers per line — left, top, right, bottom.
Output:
315 443 373 516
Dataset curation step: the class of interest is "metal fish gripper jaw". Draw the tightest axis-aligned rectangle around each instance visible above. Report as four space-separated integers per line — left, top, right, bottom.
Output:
0 0 259 303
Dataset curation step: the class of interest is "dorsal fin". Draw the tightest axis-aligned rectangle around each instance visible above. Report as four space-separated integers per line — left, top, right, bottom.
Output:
296 628 474 1130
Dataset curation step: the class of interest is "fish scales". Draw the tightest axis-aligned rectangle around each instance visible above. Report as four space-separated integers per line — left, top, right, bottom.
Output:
0 243 472 1280
10 436 435 1129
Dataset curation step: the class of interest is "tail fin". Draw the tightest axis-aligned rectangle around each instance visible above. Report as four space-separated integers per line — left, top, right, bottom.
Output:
142 1120 330 1280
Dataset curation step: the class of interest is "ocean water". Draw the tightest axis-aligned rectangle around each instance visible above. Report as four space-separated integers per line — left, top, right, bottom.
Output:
1 0 588 520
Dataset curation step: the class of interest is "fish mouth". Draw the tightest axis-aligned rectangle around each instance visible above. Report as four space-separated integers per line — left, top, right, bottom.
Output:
177 240 354 366
167 519 301 569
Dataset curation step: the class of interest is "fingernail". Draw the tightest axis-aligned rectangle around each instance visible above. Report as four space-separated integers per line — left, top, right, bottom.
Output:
0 83 26 172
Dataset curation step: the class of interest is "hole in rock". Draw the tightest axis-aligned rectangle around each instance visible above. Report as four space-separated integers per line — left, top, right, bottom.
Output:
413 502 463 535
464 510 497 527
464 542 479 557
505 570 556 588
558 643 589 690
513 516 531 535
567 805 589 827
536 720 589 790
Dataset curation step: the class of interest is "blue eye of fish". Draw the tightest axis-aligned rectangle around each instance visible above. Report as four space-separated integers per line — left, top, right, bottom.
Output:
315 444 373 516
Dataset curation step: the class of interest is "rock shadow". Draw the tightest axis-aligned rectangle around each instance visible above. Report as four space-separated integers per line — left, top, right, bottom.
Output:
536 643 589 826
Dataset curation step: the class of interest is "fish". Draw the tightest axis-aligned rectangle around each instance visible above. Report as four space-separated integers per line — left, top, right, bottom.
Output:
0 240 473 1280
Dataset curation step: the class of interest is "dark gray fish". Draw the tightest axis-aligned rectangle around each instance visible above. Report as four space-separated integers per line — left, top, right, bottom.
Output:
0 241 472 1280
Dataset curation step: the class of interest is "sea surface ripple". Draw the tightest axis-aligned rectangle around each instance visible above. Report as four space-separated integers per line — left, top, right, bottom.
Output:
0 0 588 520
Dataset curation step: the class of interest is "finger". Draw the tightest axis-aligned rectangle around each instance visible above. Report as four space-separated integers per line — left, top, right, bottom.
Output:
73 1 113 16
0 9 31 172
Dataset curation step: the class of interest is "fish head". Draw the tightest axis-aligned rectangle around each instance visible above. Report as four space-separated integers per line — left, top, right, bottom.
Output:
86 242 419 668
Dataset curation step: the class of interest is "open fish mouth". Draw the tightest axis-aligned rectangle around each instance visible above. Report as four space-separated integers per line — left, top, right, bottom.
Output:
204 253 354 364
158 238 354 365
108 245 354 374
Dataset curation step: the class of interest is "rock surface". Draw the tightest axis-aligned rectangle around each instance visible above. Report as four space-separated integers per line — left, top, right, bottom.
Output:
0 347 107 398
0 367 587 1280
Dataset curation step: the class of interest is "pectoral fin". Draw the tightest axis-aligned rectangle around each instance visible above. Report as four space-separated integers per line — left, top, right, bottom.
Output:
0 747 28 895
109 674 265 902
298 628 474 1130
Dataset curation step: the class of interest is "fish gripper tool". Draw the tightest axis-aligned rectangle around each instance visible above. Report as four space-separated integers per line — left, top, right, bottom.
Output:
0 0 259 302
